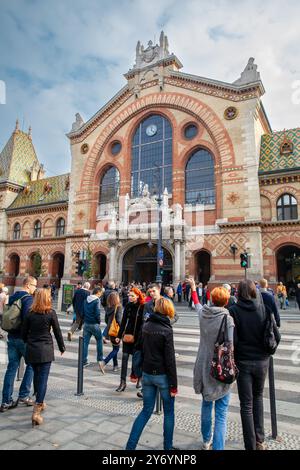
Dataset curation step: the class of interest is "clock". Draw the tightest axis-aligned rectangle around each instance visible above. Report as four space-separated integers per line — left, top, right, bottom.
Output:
146 124 157 136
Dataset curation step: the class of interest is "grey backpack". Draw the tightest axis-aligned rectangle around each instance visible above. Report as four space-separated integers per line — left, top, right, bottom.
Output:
2 295 30 332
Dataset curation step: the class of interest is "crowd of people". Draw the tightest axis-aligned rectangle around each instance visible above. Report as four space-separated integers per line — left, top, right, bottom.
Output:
0 275 298 450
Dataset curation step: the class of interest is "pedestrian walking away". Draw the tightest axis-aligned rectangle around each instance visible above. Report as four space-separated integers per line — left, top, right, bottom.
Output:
21 288 65 426
82 287 104 371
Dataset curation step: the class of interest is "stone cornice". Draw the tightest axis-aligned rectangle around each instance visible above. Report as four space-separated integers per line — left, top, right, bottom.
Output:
219 219 300 229
6 202 68 216
0 181 24 193
5 235 67 245
124 55 183 79
259 171 300 186
66 85 132 142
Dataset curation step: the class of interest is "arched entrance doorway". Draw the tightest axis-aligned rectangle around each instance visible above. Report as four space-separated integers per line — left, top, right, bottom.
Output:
276 245 300 292
122 244 173 284
94 253 107 280
52 253 65 287
195 250 211 285
8 254 20 277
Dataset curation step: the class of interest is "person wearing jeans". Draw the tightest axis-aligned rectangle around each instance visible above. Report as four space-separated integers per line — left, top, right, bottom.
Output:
190 277 235 450
126 296 177 450
229 279 271 450
99 292 122 372
0 276 37 412
82 287 104 372
126 373 175 450
21 288 65 426
201 393 231 450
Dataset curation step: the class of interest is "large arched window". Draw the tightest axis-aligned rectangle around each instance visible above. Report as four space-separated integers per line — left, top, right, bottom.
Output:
33 220 42 238
277 194 298 220
185 148 215 205
131 114 172 197
56 218 65 236
13 223 21 240
98 166 120 216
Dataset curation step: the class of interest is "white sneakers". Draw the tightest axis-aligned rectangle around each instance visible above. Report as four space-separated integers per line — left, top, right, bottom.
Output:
201 441 212 450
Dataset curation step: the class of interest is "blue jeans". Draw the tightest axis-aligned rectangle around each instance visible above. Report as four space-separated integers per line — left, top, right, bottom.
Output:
1 337 33 405
201 393 231 450
102 325 108 338
83 324 103 363
31 362 51 404
126 373 175 450
104 344 119 367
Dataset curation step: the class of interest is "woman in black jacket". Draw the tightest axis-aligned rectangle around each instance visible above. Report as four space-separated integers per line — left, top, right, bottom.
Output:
229 280 270 450
22 288 65 426
100 291 122 372
126 296 177 450
115 287 145 392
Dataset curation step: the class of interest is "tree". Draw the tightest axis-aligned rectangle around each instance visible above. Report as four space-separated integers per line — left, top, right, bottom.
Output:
83 249 93 280
32 251 42 277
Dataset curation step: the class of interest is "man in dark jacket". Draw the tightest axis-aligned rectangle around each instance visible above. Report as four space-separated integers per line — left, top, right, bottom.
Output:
67 282 90 341
223 283 237 310
144 283 161 320
259 279 281 327
82 287 104 372
0 276 37 412
296 283 300 311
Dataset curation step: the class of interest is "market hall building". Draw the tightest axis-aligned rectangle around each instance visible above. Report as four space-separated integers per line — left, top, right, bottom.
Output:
0 32 299 292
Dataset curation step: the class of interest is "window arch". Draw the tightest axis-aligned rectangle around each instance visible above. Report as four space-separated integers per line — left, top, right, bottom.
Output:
98 166 120 216
277 194 298 220
33 220 42 238
185 148 215 205
13 222 21 240
131 114 172 197
56 218 65 236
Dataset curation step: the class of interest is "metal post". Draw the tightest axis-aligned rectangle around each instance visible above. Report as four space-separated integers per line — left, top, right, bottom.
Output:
268 356 278 439
75 335 84 396
244 267 247 279
155 165 163 284
17 357 25 382
154 390 162 415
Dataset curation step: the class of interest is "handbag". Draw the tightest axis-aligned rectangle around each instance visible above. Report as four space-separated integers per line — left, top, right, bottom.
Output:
263 307 281 355
108 307 120 337
123 305 140 344
210 314 238 384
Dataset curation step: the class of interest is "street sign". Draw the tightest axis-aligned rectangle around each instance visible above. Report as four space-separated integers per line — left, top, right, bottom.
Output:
159 249 164 259
159 259 163 267
61 284 75 312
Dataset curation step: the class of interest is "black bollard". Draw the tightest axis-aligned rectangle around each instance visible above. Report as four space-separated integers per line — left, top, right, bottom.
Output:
268 356 278 439
17 357 25 382
154 390 162 415
75 335 84 396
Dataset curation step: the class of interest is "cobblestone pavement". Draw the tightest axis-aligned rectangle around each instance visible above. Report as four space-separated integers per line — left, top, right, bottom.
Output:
0 303 299 450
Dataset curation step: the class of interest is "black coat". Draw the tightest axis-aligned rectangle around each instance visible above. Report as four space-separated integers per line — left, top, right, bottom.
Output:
296 288 300 303
72 288 90 318
142 312 177 390
229 298 270 362
106 305 123 343
21 309 65 364
118 301 144 354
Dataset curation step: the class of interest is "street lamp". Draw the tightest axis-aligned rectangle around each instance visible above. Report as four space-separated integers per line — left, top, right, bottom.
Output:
153 165 163 284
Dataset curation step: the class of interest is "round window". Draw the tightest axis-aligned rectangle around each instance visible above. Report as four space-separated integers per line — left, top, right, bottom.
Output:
111 141 122 155
184 124 198 140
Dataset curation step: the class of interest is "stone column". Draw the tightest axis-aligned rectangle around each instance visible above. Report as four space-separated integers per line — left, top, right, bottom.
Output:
174 240 181 283
109 242 117 281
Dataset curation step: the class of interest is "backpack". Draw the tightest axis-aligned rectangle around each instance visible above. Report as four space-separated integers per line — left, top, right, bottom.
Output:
263 308 281 355
210 314 239 384
1 295 30 332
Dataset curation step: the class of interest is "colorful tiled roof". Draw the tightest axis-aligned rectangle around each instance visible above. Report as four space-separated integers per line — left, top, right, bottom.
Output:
0 129 40 185
259 128 300 173
8 173 70 210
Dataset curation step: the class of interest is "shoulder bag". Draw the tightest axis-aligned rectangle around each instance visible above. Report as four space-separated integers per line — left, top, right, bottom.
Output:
210 314 238 384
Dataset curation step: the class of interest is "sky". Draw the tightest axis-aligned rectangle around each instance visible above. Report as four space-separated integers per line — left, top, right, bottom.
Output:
0 0 300 177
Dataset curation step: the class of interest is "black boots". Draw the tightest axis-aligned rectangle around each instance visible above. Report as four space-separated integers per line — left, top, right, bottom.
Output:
116 380 126 392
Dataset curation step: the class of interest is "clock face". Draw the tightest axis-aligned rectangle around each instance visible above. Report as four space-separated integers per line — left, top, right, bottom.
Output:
146 124 157 136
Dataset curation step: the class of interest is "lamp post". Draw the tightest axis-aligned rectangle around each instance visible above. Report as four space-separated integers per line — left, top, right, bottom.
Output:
154 165 163 284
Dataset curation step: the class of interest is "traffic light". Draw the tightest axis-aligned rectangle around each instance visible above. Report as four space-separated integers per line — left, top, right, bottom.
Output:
75 260 84 276
160 268 164 277
240 252 248 269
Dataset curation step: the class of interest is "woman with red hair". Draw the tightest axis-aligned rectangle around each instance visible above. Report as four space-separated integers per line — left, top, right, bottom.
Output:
115 287 145 392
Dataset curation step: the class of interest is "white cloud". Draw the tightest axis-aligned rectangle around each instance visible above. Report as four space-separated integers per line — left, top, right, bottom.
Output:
0 0 299 175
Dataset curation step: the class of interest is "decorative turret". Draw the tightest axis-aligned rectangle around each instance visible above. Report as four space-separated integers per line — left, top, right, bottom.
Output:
233 57 261 85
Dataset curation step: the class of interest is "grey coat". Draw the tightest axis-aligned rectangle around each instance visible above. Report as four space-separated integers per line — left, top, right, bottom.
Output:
193 303 235 401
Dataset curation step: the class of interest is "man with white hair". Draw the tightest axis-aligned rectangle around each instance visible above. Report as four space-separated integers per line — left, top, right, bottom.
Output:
223 283 236 310
68 282 91 341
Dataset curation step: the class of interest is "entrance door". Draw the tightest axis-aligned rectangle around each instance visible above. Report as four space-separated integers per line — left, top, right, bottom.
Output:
276 245 300 294
123 244 173 284
195 250 211 285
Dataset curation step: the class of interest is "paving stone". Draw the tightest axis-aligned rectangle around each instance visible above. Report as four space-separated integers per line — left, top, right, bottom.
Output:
66 420 97 434
75 430 108 447
26 440 57 450
47 429 79 446
0 440 28 450
103 431 129 448
93 420 123 434
36 419 69 434
58 441 90 450
139 432 164 449
18 429 50 445
0 429 22 444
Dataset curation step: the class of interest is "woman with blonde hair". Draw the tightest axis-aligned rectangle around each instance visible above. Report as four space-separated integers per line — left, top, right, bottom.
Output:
126 296 177 450
22 288 65 426
100 291 123 372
